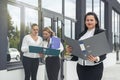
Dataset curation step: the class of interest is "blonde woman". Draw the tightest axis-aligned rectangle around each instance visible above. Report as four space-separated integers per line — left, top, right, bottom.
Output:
41 27 64 80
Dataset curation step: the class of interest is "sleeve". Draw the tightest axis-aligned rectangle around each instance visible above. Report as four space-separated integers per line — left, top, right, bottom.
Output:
94 54 106 63
58 42 64 52
21 36 29 53
70 55 79 61
99 54 106 61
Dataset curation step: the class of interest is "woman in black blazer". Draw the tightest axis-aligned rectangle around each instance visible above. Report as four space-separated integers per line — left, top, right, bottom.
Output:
67 12 106 80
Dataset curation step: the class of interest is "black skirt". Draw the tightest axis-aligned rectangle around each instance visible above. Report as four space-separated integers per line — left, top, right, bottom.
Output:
77 62 104 80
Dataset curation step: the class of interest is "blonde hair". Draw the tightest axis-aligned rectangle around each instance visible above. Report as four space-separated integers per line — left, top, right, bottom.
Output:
42 27 55 36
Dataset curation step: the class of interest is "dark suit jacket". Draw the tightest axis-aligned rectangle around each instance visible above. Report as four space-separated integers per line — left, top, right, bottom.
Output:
71 28 106 63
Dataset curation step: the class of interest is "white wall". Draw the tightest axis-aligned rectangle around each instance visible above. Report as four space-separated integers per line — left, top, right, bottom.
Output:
0 65 45 80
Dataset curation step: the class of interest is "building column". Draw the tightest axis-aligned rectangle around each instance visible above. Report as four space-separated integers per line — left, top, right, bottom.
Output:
75 0 86 40
0 0 8 70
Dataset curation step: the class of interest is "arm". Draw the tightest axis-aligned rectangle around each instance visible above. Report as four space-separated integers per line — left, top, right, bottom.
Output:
87 54 106 63
99 54 106 62
21 36 29 53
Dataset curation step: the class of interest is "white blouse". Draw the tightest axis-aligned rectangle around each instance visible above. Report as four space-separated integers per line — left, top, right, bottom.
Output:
78 28 100 66
21 35 42 58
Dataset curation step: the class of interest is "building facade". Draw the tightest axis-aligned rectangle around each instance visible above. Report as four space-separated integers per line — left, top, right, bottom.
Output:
0 0 120 79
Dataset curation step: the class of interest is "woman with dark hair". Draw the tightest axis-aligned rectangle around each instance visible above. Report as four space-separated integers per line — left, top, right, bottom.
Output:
67 12 106 80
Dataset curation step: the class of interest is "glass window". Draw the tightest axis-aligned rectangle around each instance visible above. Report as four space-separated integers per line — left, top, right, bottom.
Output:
17 0 38 7
112 11 119 51
94 0 100 20
25 7 38 34
65 0 76 19
115 12 118 36
117 15 120 45
55 20 62 38
117 0 120 3
100 1 105 29
65 19 71 38
42 0 62 13
43 17 51 28
112 10 115 44
7 4 21 62
72 22 75 39
86 0 92 13
57 21 62 38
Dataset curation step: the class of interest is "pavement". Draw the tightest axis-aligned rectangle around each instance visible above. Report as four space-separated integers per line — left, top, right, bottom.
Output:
102 62 120 80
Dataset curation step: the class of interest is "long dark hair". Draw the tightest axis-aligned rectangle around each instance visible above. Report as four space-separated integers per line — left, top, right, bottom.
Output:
84 12 100 31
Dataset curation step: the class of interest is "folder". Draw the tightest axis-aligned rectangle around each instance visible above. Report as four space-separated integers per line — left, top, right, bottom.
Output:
29 46 60 56
65 32 112 60
29 46 43 53
43 48 60 56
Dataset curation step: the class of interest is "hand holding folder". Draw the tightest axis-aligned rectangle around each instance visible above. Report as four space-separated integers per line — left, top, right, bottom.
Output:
65 32 112 60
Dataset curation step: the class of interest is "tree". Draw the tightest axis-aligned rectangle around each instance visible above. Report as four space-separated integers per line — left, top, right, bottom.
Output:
7 11 20 50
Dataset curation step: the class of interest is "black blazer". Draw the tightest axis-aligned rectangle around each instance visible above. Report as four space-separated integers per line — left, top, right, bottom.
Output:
71 28 106 63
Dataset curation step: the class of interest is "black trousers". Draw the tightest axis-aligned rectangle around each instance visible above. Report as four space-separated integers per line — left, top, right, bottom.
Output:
77 62 104 80
46 56 60 80
22 56 39 80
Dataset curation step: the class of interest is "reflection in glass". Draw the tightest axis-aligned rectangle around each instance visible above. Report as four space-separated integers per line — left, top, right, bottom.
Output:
44 17 51 28
25 8 38 34
7 4 21 62
65 19 71 38
65 0 76 19
86 0 92 13
17 0 38 7
42 0 62 13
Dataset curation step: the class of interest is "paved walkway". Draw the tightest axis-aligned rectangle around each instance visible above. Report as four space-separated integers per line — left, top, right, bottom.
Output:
102 63 120 80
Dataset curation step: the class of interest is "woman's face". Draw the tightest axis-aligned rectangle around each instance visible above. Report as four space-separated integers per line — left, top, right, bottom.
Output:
85 15 97 30
42 31 51 40
31 26 39 36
